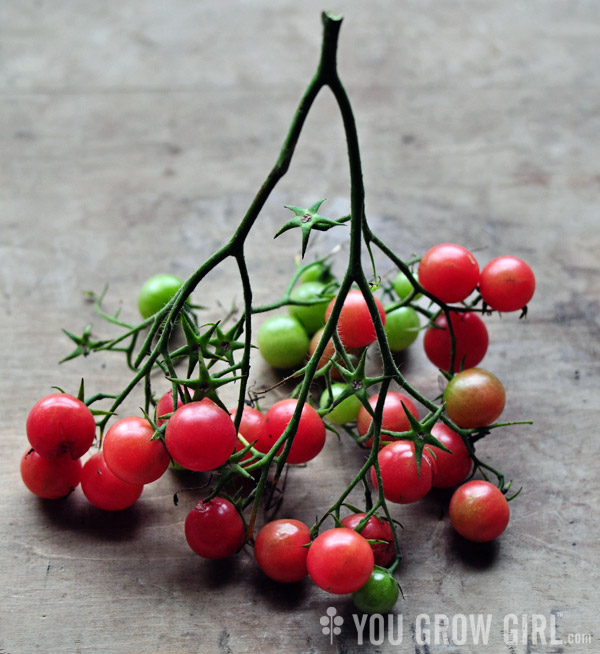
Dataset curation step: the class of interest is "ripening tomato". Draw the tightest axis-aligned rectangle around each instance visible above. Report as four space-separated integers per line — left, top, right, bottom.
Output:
357 391 419 447
479 256 535 312
325 289 386 349
449 480 510 542
185 497 245 559
103 416 170 485
165 400 237 471
444 368 505 428
80 452 143 511
26 393 96 461
371 441 434 504
256 399 326 465
307 328 358 380
307 528 375 594
423 311 488 372
428 423 473 489
20 448 82 499
341 513 395 567
254 519 311 582
418 243 480 303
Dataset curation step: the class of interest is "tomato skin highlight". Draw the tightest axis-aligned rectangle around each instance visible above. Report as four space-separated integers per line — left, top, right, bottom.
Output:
418 243 480 303
26 393 96 461
423 311 488 372
428 423 473 489
479 256 535 312
20 449 82 499
325 289 386 349
341 513 395 567
254 519 311 583
80 452 143 511
307 528 375 594
185 497 245 559
444 368 506 428
103 416 170 485
257 399 326 465
165 400 237 472
449 480 510 542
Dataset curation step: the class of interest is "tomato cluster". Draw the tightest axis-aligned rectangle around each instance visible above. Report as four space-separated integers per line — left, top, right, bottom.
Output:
21 241 533 613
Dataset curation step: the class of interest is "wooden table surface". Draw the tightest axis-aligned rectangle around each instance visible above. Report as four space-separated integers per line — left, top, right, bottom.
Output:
2 2 598 653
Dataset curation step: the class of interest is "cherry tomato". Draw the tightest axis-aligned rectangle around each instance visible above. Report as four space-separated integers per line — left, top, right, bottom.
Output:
325 289 386 349
103 416 170 485
449 480 510 542
392 271 421 300
479 256 535 312
428 423 473 489
444 368 505 428
288 282 331 335
185 497 245 559
307 528 374 594
384 305 420 352
20 448 82 499
319 383 362 424
80 452 143 511
137 273 185 319
257 399 326 465
299 261 334 284
341 513 395 567
26 393 96 461
156 388 190 426
352 565 399 614
423 311 488 372
254 518 311 582
371 441 434 504
257 315 309 369
418 243 480 303
231 406 264 461
357 391 420 447
165 400 237 471
308 328 358 380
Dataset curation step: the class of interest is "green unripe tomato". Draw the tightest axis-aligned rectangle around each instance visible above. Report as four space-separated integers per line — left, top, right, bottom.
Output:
384 306 420 351
392 271 421 300
319 383 362 425
299 262 334 284
288 282 331 335
138 274 186 319
257 315 309 369
352 566 399 614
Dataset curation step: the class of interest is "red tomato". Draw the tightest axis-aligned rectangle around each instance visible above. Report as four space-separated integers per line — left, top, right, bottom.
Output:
371 441 434 504
156 388 189 426
444 368 506 428
449 480 510 542
356 391 419 447
340 513 395 567
418 243 480 303
185 497 245 559
428 423 473 489
254 519 311 582
103 416 170 485
325 289 386 349
80 452 143 511
20 448 82 499
257 399 326 465
231 406 264 461
423 311 488 372
479 256 535 312
165 400 237 471
307 528 374 594
26 393 96 460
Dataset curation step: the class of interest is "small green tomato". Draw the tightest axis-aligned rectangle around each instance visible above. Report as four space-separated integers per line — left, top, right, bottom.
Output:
288 282 331 335
352 566 400 614
318 383 362 424
138 273 186 319
384 306 420 351
392 271 421 300
257 315 309 369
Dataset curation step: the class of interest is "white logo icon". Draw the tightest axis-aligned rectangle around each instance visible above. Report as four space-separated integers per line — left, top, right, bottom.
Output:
320 606 344 644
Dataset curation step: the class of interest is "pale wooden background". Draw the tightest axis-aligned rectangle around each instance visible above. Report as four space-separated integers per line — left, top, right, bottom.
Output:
1 1 599 653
